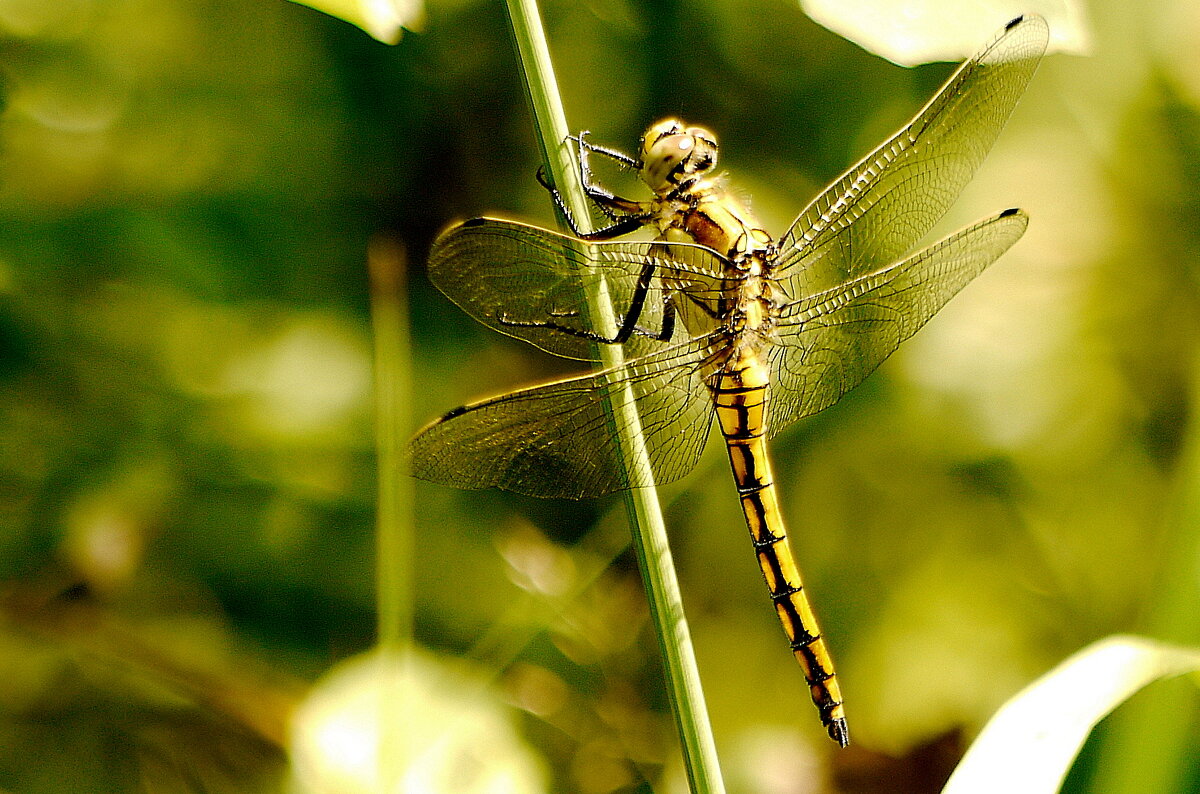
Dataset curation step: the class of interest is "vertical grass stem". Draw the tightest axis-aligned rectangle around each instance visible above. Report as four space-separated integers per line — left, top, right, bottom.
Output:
504 2 726 790
368 237 416 791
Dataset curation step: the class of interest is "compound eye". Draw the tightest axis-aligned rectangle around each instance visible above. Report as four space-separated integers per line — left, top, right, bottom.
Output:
641 133 693 191
642 118 684 150
639 119 719 191
684 126 718 174
687 126 715 146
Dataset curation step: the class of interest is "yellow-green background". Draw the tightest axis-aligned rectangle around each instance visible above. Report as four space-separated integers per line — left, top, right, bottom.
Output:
1 0 1197 791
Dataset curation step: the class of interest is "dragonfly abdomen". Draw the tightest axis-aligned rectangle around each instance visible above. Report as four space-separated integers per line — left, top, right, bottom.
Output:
711 352 849 747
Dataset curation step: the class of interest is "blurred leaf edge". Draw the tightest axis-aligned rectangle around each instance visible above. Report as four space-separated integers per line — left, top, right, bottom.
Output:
942 635 1200 794
286 0 423 44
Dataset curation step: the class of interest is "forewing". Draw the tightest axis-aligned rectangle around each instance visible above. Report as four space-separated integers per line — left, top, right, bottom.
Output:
767 209 1028 433
409 336 717 499
775 15 1046 298
428 217 729 361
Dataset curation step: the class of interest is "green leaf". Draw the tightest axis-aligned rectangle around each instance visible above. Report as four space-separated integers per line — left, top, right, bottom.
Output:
942 635 1200 794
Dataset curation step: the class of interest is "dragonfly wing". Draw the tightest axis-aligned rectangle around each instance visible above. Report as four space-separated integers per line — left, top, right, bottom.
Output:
775 15 1046 298
429 217 729 361
767 208 1027 433
409 336 717 499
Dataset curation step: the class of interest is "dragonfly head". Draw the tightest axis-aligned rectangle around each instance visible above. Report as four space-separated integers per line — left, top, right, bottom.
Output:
639 119 718 194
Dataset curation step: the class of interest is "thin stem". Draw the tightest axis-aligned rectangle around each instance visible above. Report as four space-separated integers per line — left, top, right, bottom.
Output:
503 2 726 792
368 236 415 790
370 236 414 657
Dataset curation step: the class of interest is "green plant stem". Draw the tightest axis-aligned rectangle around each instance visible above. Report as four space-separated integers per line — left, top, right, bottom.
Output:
370 237 414 657
368 237 415 789
503 2 726 791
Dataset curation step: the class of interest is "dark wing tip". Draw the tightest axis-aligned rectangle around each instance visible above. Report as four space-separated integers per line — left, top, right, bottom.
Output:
440 405 469 421
999 206 1021 218
1005 13 1050 38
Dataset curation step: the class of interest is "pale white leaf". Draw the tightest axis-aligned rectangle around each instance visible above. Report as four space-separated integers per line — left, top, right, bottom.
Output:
289 0 422 44
799 0 1090 65
942 635 1200 794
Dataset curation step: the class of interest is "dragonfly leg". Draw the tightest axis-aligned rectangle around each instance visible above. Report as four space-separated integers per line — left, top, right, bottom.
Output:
497 314 618 344
574 131 643 213
496 313 670 345
536 164 649 240
680 289 725 323
574 131 648 224
655 292 677 342
498 261 678 344
605 261 689 343
573 129 640 172
534 130 653 240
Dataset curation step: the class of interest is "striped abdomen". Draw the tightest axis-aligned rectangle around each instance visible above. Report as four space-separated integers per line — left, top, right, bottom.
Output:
710 349 849 747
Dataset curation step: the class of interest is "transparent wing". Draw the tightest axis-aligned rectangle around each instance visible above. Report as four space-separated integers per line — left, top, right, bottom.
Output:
766 209 1027 433
428 217 730 361
409 335 718 499
775 15 1046 298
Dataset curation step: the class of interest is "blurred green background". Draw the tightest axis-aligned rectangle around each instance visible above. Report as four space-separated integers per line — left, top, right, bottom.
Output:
2 0 1200 791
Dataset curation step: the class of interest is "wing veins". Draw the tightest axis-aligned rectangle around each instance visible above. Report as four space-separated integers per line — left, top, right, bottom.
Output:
410 333 720 498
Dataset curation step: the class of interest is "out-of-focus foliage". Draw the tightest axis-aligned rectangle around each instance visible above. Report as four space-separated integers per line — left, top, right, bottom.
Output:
1 0 1200 791
290 649 549 792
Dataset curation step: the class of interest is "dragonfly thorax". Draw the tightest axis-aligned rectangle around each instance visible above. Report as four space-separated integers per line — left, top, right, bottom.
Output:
731 258 783 335
650 173 776 266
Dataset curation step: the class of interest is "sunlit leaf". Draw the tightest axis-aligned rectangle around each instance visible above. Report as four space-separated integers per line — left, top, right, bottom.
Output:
287 0 422 44
942 635 1200 794
799 0 1090 64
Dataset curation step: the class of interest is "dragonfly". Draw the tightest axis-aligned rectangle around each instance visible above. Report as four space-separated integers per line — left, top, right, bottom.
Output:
410 15 1048 747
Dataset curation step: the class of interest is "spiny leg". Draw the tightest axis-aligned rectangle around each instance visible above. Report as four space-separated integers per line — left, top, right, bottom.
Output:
499 262 679 345
535 130 653 240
